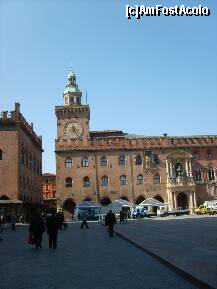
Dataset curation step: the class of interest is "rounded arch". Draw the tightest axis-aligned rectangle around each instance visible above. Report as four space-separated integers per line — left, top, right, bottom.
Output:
0 195 10 200
154 195 164 203
63 198 76 214
177 192 188 209
135 195 145 205
120 196 129 201
100 197 111 206
82 197 92 202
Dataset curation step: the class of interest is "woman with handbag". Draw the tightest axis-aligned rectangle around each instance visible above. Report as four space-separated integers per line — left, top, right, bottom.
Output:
29 211 46 249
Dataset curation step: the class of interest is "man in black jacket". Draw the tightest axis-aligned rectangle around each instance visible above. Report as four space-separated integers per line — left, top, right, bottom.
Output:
46 210 59 249
105 210 116 237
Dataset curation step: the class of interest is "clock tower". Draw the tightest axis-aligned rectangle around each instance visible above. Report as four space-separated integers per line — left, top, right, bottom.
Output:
55 70 90 145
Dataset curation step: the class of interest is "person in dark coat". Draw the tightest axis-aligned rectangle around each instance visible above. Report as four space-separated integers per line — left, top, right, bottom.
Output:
46 210 59 249
105 210 116 237
81 212 89 229
119 210 124 224
29 212 46 249
56 211 64 230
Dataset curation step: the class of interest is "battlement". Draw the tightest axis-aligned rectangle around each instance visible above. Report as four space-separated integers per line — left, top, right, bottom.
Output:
0 103 42 150
55 134 217 152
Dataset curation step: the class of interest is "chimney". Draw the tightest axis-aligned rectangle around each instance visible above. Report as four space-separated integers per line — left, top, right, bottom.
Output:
15 102 20 113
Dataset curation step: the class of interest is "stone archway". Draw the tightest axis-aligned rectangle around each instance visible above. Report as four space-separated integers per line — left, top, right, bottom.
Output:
0 195 10 200
82 197 92 202
120 196 129 201
63 198 76 220
177 192 188 209
154 195 164 203
100 197 111 206
135 195 145 205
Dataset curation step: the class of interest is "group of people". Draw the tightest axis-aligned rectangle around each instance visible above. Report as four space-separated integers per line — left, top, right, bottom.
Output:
80 209 127 237
29 209 64 250
0 212 17 232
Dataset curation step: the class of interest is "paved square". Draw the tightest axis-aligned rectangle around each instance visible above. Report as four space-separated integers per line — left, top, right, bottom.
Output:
0 222 198 289
115 215 217 289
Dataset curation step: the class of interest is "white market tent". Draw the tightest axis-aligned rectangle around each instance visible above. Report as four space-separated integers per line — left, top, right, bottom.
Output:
139 198 166 207
76 201 100 209
74 201 100 221
100 199 133 215
112 199 133 208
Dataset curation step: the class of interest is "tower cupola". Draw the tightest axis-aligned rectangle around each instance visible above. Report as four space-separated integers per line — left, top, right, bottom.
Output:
63 69 82 106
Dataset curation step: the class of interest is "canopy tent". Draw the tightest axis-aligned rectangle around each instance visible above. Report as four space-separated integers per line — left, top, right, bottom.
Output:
100 199 133 215
76 201 100 209
74 201 100 221
112 199 133 208
0 200 23 205
139 198 166 207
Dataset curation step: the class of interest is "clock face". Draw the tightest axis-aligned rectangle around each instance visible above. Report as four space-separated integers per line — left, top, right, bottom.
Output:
64 122 83 139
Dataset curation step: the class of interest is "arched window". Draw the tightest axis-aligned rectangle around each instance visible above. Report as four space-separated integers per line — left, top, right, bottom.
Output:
192 151 199 158
119 155 126 166
83 176 90 187
70 97 74 105
207 150 212 160
135 155 143 165
153 174 160 184
208 165 215 181
175 162 183 177
65 177 72 187
0 149 2 160
120 175 126 185
153 154 159 165
195 169 202 182
101 175 108 186
137 174 144 185
65 158 72 168
81 156 89 167
100 156 108 166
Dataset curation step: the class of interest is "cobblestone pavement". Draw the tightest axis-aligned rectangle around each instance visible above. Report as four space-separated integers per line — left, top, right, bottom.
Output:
115 215 217 289
0 222 197 289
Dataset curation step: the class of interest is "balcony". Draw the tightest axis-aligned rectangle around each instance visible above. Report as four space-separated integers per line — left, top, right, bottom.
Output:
167 176 195 189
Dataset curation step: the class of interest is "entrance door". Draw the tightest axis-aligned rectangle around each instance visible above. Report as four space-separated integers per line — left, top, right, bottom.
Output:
177 192 188 209
63 198 76 220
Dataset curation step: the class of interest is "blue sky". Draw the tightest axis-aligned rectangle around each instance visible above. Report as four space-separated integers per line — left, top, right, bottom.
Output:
0 0 216 173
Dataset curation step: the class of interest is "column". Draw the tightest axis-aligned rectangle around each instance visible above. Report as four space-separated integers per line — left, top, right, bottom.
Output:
167 190 173 210
189 191 194 214
188 161 193 178
185 160 189 177
166 160 170 179
174 192 178 209
170 163 173 178
193 191 197 207
170 192 174 210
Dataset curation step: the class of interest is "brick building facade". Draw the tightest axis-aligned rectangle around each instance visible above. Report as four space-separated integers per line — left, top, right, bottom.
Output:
55 72 217 217
0 103 43 220
42 173 56 212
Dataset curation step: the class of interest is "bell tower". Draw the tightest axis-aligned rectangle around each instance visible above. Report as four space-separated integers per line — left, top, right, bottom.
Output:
55 70 90 145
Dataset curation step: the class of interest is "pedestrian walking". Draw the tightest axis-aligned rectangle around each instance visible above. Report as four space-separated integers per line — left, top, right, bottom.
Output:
29 211 46 249
119 210 124 224
56 210 64 230
10 212 16 231
105 210 116 237
80 212 89 229
46 210 59 249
